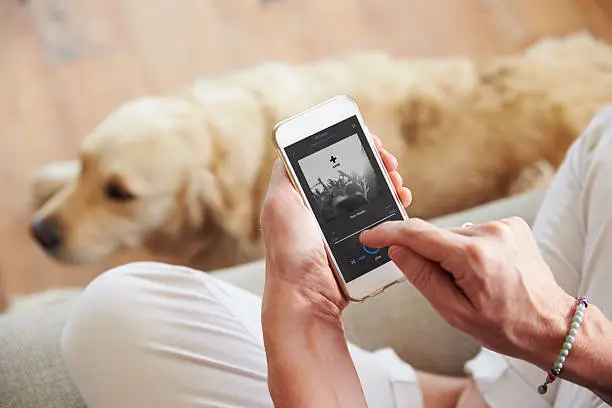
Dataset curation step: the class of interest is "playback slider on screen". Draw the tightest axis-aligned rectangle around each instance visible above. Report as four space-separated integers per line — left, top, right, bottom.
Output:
333 212 397 245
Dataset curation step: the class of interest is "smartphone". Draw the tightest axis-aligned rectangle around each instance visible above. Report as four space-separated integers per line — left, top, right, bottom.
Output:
274 95 408 302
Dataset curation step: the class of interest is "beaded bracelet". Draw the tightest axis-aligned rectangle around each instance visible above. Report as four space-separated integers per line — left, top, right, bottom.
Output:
537 296 589 395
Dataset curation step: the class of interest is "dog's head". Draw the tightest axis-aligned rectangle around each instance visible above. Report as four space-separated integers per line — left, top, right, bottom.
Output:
31 96 255 264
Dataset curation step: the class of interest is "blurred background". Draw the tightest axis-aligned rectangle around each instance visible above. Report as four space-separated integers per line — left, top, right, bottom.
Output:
1 0 611 311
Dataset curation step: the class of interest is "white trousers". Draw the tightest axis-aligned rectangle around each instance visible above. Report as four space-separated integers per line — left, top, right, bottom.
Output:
62 107 612 408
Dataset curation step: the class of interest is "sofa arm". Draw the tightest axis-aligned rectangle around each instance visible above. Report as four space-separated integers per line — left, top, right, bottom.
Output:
429 188 547 228
0 291 86 408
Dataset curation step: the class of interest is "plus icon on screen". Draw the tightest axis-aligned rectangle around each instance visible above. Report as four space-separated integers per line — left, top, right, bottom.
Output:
330 156 337 164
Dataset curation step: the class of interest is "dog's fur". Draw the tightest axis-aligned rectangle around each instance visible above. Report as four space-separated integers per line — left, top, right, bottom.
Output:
31 32 612 271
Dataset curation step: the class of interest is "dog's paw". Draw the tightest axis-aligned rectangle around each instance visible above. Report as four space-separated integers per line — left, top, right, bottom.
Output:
31 160 80 207
508 160 556 196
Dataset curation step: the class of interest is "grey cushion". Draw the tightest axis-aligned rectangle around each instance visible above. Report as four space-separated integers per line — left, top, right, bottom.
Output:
0 291 85 408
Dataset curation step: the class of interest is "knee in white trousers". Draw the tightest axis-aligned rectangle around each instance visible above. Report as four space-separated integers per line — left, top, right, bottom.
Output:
62 262 272 408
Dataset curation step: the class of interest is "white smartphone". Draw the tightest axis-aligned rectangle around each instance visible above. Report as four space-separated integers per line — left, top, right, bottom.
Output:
274 95 408 302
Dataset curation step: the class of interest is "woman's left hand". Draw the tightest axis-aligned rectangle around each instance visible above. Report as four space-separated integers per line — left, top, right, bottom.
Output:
260 136 411 317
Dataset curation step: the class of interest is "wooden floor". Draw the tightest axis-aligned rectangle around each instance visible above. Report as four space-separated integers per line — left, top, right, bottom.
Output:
1 0 611 310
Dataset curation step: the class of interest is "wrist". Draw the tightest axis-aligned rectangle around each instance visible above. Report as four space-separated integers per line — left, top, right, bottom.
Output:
262 279 347 358
261 277 365 408
560 304 612 395
514 291 576 370
262 277 344 326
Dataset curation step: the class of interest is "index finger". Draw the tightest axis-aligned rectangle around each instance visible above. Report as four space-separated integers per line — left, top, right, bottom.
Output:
360 219 467 264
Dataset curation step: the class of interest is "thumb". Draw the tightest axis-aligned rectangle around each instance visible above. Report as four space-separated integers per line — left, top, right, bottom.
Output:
267 160 294 195
263 160 304 213
388 245 469 314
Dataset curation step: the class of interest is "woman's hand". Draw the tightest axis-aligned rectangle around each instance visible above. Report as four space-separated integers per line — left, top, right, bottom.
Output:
360 216 575 368
260 136 411 317
259 137 411 408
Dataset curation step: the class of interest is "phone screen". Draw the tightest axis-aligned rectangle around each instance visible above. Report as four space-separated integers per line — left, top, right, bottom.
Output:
285 115 404 282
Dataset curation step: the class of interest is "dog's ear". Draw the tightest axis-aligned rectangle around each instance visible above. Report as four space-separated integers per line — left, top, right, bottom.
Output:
183 165 260 244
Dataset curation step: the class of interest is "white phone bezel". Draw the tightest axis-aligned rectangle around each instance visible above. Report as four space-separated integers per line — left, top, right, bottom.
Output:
273 95 407 301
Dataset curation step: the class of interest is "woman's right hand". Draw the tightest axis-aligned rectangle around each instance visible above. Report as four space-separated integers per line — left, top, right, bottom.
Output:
360 216 575 369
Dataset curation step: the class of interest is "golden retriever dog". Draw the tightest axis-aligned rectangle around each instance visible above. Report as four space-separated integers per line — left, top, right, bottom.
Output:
30 32 612 271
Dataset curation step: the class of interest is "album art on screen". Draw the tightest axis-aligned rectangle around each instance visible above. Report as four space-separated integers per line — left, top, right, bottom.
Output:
298 134 379 223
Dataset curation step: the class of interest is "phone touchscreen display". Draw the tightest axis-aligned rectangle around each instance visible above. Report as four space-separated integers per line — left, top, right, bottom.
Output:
284 116 404 282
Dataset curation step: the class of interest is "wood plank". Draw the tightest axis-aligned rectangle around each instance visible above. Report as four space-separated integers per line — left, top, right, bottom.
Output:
29 0 124 64
118 0 229 92
507 0 588 47
577 0 612 42
47 51 150 143
30 0 150 141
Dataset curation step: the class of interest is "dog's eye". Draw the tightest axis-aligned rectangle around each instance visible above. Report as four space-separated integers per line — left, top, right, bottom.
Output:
105 181 135 201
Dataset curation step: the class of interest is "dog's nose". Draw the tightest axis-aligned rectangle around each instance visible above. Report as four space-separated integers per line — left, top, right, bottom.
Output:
31 217 62 252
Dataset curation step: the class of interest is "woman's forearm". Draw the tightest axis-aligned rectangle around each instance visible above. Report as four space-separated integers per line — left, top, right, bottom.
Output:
262 283 367 408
